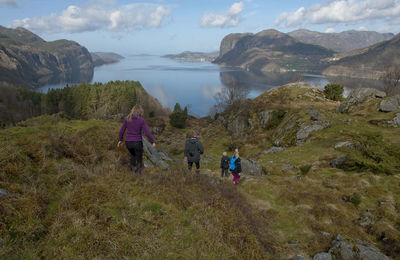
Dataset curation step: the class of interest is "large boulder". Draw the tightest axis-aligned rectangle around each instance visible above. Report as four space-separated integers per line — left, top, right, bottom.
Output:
308 108 323 121
379 95 400 112
263 146 284 154
392 113 400 126
241 158 264 176
313 253 332 260
143 139 170 168
330 157 347 169
328 234 389 260
338 88 386 113
296 121 331 146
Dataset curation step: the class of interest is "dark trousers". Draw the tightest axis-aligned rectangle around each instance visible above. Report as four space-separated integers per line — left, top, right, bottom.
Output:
125 141 143 169
221 168 229 177
188 161 200 171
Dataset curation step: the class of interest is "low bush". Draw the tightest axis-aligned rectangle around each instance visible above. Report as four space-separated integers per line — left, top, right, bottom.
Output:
324 83 344 101
343 131 400 175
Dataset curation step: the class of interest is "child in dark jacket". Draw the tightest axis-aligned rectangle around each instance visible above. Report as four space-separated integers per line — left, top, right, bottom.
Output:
220 152 230 177
229 150 242 184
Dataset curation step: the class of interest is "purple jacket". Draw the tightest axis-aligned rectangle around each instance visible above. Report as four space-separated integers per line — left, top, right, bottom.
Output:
119 116 154 143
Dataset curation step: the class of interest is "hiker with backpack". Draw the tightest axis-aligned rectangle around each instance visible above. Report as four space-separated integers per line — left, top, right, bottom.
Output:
220 152 230 177
229 149 242 184
184 130 204 173
118 104 155 173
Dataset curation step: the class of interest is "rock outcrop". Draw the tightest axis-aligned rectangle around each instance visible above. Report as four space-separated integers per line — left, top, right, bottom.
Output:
272 111 331 147
0 26 94 88
328 235 389 260
143 139 171 168
241 158 264 176
338 88 386 113
379 95 400 112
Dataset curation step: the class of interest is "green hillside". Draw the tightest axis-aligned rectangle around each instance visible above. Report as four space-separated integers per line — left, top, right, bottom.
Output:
1 82 399 259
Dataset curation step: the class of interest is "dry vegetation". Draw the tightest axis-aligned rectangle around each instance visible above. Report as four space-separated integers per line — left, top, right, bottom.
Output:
1 83 400 259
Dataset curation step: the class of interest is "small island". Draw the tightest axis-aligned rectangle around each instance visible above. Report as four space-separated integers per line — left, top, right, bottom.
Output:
163 51 219 62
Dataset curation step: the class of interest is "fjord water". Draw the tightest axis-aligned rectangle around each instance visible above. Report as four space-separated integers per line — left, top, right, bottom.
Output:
37 55 380 116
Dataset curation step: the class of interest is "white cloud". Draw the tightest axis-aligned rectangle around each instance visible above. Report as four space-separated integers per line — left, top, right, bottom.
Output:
200 2 244 28
201 85 222 100
325 27 336 33
275 0 400 28
358 26 368 31
12 2 172 34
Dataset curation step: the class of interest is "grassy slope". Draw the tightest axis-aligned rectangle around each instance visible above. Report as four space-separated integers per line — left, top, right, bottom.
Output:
157 84 400 258
0 116 275 259
1 84 400 259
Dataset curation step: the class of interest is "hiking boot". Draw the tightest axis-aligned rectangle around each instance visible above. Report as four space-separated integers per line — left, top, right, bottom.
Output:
130 165 137 173
195 169 200 174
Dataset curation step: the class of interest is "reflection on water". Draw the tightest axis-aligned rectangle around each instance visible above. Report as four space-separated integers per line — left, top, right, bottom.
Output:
36 55 384 116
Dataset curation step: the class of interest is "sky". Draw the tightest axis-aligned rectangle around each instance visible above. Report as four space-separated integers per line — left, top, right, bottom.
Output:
1 0 400 55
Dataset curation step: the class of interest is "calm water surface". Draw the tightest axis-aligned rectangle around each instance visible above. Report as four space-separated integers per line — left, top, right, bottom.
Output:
38 55 382 116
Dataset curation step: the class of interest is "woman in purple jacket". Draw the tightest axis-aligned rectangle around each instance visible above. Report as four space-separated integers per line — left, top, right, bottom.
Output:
118 104 155 173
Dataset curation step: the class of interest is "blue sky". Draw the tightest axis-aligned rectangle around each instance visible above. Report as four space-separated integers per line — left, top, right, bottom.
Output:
1 0 399 55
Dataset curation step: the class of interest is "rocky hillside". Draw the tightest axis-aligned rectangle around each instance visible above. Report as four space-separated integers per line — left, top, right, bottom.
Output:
90 52 124 67
1 82 399 259
0 26 94 88
323 33 400 79
288 29 394 53
214 29 334 73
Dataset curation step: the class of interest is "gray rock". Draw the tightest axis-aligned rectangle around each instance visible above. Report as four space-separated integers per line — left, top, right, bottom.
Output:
143 139 170 168
272 113 299 147
248 118 254 131
329 234 389 260
392 113 400 126
355 210 374 226
334 141 355 150
308 108 323 121
158 151 174 162
259 110 274 128
241 158 264 176
296 121 331 146
313 253 332 260
289 239 300 244
151 126 164 135
263 146 285 154
0 189 7 198
292 255 309 260
282 164 295 171
330 157 347 169
143 160 154 168
338 88 386 113
200 155 214 163
379 95 400 112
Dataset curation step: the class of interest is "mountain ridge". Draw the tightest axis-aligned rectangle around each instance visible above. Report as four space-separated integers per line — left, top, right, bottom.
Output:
288 29 394 52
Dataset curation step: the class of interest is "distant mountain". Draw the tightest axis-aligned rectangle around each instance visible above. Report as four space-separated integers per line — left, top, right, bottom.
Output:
323 33 400 79
90 52 124 67
0 26 93 88
163 51 219 62
214 29 335 73
288 29 394 53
